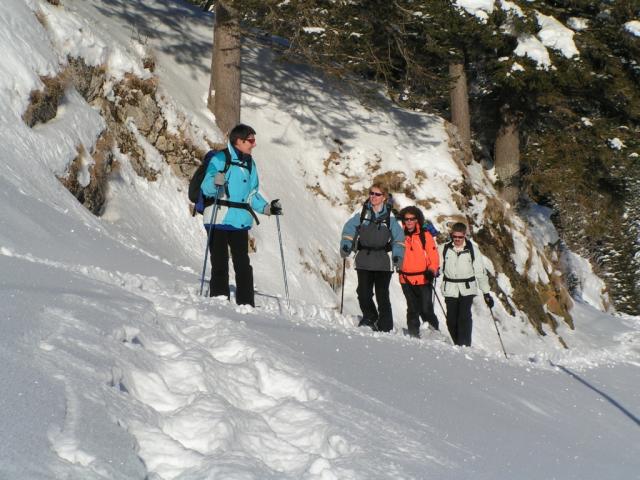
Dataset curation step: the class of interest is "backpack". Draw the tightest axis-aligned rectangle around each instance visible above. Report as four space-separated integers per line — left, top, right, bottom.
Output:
414 221 439 250
188 148 253 216
359 202 392 228
356 203 394 252
423 220 439 237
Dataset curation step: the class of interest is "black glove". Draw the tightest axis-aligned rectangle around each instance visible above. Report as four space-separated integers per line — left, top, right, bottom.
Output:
269 199 283 216
340 243 351 258
425 270 435 283
484 293 494 309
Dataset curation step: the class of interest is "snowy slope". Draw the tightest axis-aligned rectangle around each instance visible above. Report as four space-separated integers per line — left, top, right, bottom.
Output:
1 1 639 479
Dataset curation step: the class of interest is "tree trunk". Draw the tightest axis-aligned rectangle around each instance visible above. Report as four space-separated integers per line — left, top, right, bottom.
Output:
208 1 241 136
494 114 520 205
449 61 471 150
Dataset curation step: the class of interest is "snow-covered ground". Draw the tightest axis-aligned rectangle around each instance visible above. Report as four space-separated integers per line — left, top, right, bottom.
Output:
1 1 639 479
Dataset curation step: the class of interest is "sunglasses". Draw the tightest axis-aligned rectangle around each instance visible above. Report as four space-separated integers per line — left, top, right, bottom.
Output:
403 216 417 222
369 191 384 197
451 234 465 239
243 137 256 144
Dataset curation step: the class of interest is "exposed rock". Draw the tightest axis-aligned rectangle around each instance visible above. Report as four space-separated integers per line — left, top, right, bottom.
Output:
67 57 104 104
22 61 198 205
117 93 159 135
156 135 176 153
148 116 165 144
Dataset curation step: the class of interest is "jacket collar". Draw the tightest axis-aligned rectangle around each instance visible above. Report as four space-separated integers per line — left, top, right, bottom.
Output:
404 225 422 236
366 201 388 217
229 144 252 164
228 142 252 164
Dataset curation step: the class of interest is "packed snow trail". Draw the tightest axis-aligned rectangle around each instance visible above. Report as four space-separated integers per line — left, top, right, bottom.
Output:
4 247 443 478
5 238 637 479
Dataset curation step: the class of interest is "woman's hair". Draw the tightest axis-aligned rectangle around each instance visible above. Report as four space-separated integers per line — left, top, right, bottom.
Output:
450 222 467 234
368 183 389 197
229 124 256 145
398 206 425 226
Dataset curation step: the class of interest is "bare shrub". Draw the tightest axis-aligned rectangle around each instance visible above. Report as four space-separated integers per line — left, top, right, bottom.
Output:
142 55 156 73
115 74 158 97
23 74 69 127
57 135 115 215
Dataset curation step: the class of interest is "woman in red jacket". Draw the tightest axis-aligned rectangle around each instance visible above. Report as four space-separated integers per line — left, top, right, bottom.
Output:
398 206 440 338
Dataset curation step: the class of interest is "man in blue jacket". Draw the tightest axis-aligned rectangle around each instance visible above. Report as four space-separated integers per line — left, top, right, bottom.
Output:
201 124 282 307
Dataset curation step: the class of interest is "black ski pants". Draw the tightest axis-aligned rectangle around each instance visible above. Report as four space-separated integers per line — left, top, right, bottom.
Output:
208 228 254 307
444 294 474 346
401 283 439 335
356 269 393 332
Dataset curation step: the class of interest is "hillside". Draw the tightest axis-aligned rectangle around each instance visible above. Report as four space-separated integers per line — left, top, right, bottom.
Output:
1 0 639 479
225 0 640 314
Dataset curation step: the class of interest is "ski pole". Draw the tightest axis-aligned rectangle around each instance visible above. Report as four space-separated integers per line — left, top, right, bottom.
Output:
199 187 222 296
339 258 346 314
432 276 436 305
275 214 290 307
433 281 446 317
488 306 508 359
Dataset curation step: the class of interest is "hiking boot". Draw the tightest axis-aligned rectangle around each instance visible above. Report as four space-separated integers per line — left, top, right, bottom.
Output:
402 328 421 338
358 317 377 328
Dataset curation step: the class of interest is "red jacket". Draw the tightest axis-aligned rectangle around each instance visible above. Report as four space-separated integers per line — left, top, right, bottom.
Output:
399 227 439 285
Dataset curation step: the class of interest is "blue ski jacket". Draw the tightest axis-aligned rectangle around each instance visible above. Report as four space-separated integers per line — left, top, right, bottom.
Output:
200 142 268 230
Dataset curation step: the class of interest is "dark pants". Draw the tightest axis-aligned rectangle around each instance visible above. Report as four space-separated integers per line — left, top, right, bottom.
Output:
208 228 254 307
445 295 475 346
356 270 393 332
401 283 438 335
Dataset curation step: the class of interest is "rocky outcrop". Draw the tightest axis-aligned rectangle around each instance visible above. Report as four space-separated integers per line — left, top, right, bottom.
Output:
24 57 207 215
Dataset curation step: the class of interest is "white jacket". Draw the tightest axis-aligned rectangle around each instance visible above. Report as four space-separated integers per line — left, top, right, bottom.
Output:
438 240 490 297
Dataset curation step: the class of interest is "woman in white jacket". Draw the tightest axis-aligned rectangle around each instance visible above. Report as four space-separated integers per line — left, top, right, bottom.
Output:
439 222 493 346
